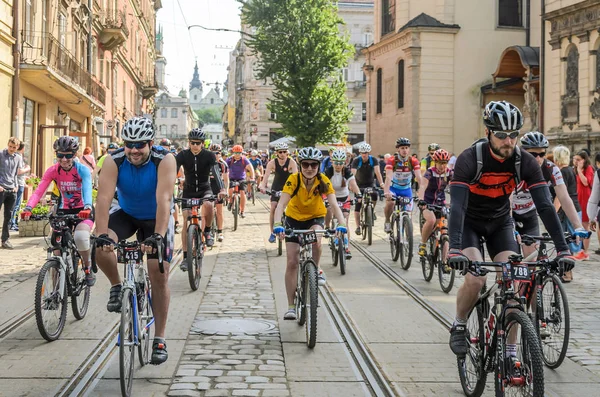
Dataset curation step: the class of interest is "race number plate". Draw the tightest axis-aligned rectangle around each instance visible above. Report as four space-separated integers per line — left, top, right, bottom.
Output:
511 265 530 281
188 198 201 207
303 231 317 244
124 249 142 261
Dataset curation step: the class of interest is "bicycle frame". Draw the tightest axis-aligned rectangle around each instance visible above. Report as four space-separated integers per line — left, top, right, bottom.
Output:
47 216 83 300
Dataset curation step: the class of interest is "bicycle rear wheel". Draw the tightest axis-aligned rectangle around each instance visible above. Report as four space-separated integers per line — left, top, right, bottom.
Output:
187 225 203 291
390 215 400 262
539 274 569 369
458 304 487 397
35 259 68 341
497 311 544 397
421 236 434 281
399 214 413 270
137 276 154 367
305 261 319 348
331 238 338 267
438 236 455 293
278 237 283 256
119 289 136 397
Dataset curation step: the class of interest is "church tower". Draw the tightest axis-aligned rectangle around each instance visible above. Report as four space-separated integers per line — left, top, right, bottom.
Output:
189 61 203 110
155 25 167 91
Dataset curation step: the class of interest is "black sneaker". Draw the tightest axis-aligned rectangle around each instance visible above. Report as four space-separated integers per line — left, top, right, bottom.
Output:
107 284 122 313
449 323 468 357
151 338 168 365
84 267 96 287
204 232 215 247
179 261 188 272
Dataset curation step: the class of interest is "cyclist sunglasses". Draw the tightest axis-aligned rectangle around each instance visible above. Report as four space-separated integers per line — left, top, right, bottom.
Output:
124 141 149 149
301 162 319 170
529 152 546 158
333 161 345 165
277 150 287 154
491 130 519 140
189 141 203 146
56 152 75 159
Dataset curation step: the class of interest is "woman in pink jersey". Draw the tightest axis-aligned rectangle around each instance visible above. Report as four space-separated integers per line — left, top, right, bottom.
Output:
22 137 96 286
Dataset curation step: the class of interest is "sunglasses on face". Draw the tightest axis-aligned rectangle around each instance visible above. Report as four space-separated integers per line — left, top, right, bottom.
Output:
56 152 75 159
189 141 203 146
124 141 149 149
333 161 345 165
233 152 242 155
491 130 520 140
529 151 546 158
213 151 221 154
301 162 320 170
277 151 287 154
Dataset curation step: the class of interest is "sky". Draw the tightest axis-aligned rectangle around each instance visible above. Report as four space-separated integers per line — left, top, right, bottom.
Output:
157 0 242 94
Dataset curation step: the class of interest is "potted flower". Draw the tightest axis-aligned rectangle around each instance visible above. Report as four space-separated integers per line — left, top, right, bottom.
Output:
19 202 51 237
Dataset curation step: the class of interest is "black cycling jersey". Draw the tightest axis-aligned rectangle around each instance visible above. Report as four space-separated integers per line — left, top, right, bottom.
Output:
176 149 223 195
351 156 376 188
449 142 568 253
210 159 228 193
271 157 292 192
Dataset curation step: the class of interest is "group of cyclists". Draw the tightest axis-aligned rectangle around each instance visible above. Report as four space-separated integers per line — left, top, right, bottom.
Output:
19 99 585 394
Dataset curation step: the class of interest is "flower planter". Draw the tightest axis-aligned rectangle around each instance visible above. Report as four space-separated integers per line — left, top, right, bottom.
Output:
19 219 51 237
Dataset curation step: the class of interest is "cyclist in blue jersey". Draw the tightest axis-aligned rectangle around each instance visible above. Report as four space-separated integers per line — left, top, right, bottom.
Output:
94 117 177 365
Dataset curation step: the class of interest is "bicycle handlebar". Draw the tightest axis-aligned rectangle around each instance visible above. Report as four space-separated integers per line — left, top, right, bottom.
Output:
520 232 577 246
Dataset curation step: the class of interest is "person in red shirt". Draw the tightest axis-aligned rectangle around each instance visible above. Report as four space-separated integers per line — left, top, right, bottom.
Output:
574 150 594 259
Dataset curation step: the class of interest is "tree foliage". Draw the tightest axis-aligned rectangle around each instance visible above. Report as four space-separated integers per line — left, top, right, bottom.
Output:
239 0 354 147
195 108 223 125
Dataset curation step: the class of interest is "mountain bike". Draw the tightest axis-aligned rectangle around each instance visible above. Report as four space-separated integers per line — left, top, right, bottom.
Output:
247 178 257 206
327 199 353 275
520 233 576 369
266 190 284 256
34 214 92 342
229 181 247 231
419 204 454 293
359 187 377 245
282 228 333 348
175 196 216 291
389 195 414 269
97 236 160 397
458 254 549 397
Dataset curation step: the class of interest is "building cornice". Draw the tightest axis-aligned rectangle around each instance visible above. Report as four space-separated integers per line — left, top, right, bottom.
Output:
365 25 458 57
545 0 600 49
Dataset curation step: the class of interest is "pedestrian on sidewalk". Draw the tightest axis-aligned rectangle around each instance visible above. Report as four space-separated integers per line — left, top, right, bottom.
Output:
9 142 30 231
0 137 24 249
574 150 594 259
586 152 600 258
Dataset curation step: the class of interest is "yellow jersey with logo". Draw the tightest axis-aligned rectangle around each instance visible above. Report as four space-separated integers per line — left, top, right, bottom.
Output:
282 172 335 221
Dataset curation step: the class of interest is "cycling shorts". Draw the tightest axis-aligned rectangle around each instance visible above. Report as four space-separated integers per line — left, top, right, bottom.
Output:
284 216 325 244
270 191 282 203
108 208 174 262
390 186 413 212
332 196 351 213
513 212 539 236
230 179 247 192
181 187 214 210
355 187 379 212
461 215 518 260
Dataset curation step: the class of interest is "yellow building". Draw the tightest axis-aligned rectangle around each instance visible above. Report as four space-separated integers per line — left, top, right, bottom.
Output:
0 0 15 145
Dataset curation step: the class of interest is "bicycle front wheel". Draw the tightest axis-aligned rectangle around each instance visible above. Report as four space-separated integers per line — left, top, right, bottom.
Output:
399 214 413 270
366 207 373 246
305 261 319 348
119 289 136 397
458 305 487 397
35 259 68 341
278 237 283 256
421 236 435 282
390 215 400 262
497 310 544 397
339 235 347 275
233 196 239 231
137 277 154 367
187 225 203 291
539 274 570 369
71 254 90 320
438 235 455 293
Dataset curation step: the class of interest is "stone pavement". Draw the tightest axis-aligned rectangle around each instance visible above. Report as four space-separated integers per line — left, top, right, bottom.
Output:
168 209 290 397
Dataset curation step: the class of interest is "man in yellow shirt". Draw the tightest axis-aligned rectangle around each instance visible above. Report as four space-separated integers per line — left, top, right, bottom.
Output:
273 147 348 320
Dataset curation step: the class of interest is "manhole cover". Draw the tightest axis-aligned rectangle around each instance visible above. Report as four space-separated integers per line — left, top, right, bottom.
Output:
191 318 277 336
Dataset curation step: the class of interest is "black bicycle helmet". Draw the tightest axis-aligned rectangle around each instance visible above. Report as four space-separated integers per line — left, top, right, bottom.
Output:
396 137 411 147
53 136 79 152
483 101 523 132
188 128 206 140
520 131 549 149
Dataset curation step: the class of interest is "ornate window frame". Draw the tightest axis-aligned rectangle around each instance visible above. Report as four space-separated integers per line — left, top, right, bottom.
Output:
561 44 579 129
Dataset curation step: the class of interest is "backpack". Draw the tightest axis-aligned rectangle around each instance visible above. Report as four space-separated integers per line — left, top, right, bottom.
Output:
356 155 375 168
470 139 521 185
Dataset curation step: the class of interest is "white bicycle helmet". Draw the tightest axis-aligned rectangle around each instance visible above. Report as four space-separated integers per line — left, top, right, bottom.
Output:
331 149 347 162
274 142 289 151
297 147 323 162
483 101 523 132
250 150 259 156
358 143 372 153
122 117 155 142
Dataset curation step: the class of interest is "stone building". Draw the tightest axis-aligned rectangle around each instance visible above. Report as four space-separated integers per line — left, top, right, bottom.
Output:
9 0 160 177
155 89 198 145
188 61 228 112
363 0 544 156
0 1 14 145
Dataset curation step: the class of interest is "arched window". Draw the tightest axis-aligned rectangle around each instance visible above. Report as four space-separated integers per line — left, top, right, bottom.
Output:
376 68 382 114
171 108 177 118
566 46 579 97
160 108 167 118
171 125 177 134
397 60 404 109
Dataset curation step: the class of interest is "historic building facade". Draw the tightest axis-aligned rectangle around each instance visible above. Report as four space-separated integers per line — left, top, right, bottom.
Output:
154 89 198 145
0 0 14 145
8 0 160 176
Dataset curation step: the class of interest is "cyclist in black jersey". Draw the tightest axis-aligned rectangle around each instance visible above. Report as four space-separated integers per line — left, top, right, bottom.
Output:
175 129 225 254
446 101 574 360
259 142 298 243
209 144 229 242
351 142 384 235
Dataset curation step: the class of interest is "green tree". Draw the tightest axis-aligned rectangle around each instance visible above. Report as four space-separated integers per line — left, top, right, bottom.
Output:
239 0 354 147
195 108 222 125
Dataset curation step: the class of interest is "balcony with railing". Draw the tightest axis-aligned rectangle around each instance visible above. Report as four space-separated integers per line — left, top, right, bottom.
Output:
98 9 129 50
141 76 159 99
20 32 106 106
